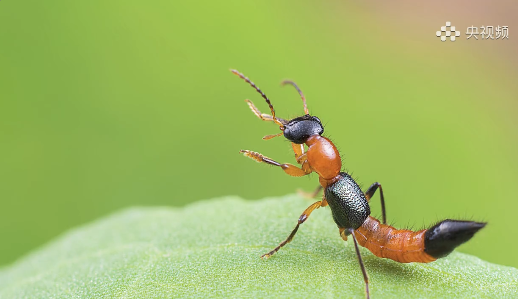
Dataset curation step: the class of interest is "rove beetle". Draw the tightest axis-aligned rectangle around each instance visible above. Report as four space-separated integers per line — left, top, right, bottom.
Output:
231 69 486 299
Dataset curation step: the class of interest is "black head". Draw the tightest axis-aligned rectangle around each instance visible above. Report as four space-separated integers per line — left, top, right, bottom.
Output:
283 115 324 144
232 70 321 142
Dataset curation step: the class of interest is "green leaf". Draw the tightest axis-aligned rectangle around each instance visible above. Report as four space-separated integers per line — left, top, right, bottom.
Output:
0 195 516 298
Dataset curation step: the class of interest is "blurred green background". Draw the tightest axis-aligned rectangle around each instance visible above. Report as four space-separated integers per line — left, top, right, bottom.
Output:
1 1 517 269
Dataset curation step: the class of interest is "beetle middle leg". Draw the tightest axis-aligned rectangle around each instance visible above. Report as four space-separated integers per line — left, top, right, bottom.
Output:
240 150 312 177
262 198 328 259
364 182 386 224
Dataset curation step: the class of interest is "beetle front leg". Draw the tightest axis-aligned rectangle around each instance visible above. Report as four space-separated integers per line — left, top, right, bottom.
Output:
240 150 312 177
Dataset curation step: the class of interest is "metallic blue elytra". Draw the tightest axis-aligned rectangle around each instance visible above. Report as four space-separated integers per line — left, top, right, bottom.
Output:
325 172 370 231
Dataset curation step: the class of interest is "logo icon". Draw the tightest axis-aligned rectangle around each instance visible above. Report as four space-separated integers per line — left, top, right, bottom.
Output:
436 22 461 41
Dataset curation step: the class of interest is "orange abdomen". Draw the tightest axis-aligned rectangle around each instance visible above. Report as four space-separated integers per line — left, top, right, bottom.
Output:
354 216 436 263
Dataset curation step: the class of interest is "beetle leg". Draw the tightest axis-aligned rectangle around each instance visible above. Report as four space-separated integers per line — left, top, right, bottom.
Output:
364 182 386 224
261 198 328 259
240 150 312 177
347 228 370 299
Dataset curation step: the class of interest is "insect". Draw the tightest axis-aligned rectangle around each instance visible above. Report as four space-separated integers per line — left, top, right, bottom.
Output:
231 69 486 299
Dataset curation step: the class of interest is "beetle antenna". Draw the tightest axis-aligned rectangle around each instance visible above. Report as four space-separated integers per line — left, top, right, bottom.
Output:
231 69 284 128
281 80 309 115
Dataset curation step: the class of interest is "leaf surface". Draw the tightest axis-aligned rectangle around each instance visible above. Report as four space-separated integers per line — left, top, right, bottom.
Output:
0 195 516 298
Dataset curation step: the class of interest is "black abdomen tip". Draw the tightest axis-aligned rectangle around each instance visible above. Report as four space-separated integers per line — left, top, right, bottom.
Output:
424 220 486 259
